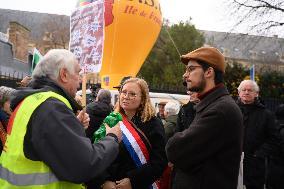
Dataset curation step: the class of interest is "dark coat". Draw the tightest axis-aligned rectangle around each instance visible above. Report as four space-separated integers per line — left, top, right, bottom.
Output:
266 104 284 189
106 115 168 189
166 85 243 189
10 77 119 183
175 101 196 132
85 101 113 141
237 99 278 187
0 109 9 130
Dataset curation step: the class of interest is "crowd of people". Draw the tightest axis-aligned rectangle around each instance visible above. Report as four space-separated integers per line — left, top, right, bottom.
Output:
0 47 283 189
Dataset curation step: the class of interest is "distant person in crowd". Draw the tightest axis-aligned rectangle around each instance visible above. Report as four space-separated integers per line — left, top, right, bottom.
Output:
163 101 180 141
166 46 243 189
102 77 167 189
236 80 278 189
0 49 122 188
0 86 15 154
175 90 199 133
113 76 132 91
266 104 284 189
86 89 113 141
0 86 15 128
161 101 180 189
74 94 83 106
113 76 132 109
85 89 113 189
157 101 167 124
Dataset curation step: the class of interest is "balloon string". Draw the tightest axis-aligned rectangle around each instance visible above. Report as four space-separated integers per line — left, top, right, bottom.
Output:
165 27 181 57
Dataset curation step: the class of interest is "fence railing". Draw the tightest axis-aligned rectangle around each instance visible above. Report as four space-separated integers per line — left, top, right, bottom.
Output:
0 73 22 89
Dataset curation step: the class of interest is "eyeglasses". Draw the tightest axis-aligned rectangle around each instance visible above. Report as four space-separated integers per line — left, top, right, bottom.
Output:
186 65 202 73
120 91 140 99
240 89 255 93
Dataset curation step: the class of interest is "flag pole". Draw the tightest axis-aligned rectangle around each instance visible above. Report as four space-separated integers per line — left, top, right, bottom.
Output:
250 64 255 82
82 73 87 108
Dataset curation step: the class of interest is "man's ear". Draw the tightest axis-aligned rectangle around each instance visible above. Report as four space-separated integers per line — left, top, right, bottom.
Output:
204 67 214 78
59 68 69 83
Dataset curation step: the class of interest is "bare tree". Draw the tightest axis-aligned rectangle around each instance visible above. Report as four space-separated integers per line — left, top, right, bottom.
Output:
39 15 70 51
227 0 284 36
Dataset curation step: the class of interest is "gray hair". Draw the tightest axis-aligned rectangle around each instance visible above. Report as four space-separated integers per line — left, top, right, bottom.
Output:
164 101 180 116
0 86 15 108
32 49 78 80
97 89 111 104
237 80 260 93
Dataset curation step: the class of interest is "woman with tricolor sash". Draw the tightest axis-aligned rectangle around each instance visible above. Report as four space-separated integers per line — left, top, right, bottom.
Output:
102 78 167 189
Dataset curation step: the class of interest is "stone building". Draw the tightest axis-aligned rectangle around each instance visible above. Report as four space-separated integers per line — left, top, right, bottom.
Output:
201 30 284 72
0 8 69 78
8 21 30 62
1 8 284 80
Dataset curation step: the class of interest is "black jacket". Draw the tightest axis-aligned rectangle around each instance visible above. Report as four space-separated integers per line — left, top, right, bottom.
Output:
10 77 119 183
86 101 113 141
237 98 277 156
166 85 243 189
265 104 284 189
237 98 278 186
106 115 167 189
175 101 196 133
276 104 284 156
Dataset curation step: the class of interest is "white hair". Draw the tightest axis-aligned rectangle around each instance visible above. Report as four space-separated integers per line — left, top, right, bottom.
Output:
32 49 78 81
164 101 180 116
97 89 111 104
237 80 259 93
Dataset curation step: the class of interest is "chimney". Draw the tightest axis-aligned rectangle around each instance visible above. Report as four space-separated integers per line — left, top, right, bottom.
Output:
8 21 30 62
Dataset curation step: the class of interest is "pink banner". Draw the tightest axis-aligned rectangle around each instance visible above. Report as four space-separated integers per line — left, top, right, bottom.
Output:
70 0 104 73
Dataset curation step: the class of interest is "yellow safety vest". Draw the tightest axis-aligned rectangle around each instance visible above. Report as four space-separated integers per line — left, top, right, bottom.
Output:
0 91 84 189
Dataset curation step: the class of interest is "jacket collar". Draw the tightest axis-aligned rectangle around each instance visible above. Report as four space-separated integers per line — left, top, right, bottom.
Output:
11 77 82 112
195 85 229 113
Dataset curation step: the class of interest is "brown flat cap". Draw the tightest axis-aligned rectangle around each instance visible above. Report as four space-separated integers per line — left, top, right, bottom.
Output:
113 76 132 89
180 46 226 73
158 101 167 105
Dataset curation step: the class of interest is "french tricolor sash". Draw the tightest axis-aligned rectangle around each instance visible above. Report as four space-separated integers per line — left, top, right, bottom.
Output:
120 115 160 189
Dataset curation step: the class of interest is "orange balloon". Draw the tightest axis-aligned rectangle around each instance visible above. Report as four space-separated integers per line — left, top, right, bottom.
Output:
100 0 162 89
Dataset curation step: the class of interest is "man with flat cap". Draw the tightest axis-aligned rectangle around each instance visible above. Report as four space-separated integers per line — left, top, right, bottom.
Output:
113 76 132 90
166 46 243 189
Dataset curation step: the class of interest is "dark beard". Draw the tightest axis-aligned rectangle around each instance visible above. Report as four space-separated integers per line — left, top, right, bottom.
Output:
187 76 206 93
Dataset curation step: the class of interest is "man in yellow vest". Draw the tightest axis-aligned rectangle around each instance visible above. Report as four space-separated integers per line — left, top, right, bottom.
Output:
0 49 122 188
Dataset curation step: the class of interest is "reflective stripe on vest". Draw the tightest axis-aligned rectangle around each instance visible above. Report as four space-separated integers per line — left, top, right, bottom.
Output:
0 164 59 186
0 91 83 189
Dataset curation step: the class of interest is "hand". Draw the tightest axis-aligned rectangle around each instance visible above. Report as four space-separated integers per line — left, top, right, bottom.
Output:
102 181 116 189
106 122 122 143
77 110 90 129
168 162 174 168
20 76 32 87
116 178 132 189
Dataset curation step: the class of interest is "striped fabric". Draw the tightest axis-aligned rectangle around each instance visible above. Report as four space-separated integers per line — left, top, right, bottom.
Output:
120 115 160 189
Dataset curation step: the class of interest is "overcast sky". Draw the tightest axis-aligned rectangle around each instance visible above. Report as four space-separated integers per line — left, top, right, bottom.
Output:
1 0 283 37
0 0 234 33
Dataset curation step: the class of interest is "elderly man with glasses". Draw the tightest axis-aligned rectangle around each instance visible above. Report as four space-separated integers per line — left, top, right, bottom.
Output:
237 80 278 189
